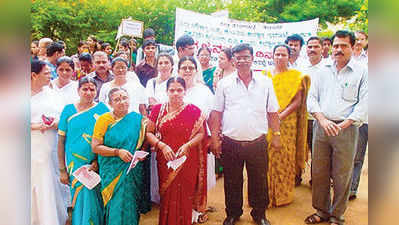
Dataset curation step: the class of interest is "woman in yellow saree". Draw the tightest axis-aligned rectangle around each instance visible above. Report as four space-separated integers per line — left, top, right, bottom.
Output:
263 44 310 207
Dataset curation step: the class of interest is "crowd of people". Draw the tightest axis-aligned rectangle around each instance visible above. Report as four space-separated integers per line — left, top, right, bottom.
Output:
30 28 368 225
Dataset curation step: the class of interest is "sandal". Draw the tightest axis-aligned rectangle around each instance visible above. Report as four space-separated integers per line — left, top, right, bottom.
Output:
198 213 209 223
304 213 328 224
329 217 344 225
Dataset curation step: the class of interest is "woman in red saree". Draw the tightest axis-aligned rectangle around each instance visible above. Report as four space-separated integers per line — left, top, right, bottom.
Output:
146 77 206 225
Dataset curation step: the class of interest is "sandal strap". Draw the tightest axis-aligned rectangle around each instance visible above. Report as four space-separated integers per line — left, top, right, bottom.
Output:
305 213 327 224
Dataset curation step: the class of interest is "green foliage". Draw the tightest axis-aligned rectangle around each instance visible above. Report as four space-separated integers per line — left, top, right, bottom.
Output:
31 0 368 56
348 0 368 33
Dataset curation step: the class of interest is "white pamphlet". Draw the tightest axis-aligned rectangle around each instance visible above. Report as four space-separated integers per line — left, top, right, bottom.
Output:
126 151 149 174
166 156 187 171
72 165 101 190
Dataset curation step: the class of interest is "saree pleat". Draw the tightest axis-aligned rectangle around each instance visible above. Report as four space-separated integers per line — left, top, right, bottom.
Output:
265 70 310 207
149 103 207 225
58 103 109 225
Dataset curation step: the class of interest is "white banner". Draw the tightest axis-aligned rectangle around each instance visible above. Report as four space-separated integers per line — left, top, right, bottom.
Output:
116 18 144 40
174 8 319 70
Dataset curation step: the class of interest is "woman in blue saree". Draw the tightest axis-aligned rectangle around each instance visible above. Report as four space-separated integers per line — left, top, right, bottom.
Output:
57 76 109 225
91 87 147 225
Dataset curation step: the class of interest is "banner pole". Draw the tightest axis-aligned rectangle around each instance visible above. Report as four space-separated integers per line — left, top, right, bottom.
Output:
113 37 120 56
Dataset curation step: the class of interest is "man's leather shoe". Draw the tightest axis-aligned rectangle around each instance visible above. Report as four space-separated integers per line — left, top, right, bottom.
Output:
223 216 239 225
254 218 271 225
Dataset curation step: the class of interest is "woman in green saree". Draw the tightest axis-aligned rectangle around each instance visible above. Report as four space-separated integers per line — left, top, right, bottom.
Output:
58 76 109 225
198 47 217 93
91 87 147 225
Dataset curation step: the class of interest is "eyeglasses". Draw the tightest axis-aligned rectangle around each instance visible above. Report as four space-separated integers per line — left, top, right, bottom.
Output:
111 96 129 103
180 66 196 71
234 55 252 62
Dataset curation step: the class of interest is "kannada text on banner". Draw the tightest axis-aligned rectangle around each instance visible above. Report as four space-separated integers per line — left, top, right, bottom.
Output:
174 8 319 70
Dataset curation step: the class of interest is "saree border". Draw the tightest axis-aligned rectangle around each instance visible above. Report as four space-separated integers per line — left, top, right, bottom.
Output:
159 111 207 197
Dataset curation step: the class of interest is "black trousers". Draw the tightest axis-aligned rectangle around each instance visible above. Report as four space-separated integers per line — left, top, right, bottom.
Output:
221 135 269 219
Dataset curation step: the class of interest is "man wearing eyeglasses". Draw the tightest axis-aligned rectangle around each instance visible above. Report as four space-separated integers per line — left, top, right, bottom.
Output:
209 43 281 225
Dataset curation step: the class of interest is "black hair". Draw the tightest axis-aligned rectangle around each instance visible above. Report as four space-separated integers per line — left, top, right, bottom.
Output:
285 34 305 47
221 48 233 60
321 37 332 44
57 40 66 48
119 40 129 48
307 36 322 45
111 57 128 68
176 35 195 51
156 53 174 72
166 77 186 90
31 59 47 74
232 43 254 56
97 40 104 45
78 76 98 88
273 44 291 56
101 42 111 50
108 87 129 102
46 42 64 57
143 28 155 39
143 39 156 49
331 30 356 47
79 53 92 63
56 56 75 70
197 47 212 56
178 56 198 70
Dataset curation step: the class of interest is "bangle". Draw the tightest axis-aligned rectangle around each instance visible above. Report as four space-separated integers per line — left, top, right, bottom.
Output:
114 148 119 156
272 131 281 136
155 140 161 149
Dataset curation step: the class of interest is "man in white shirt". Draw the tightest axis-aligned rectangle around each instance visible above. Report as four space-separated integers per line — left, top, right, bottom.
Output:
306 30 368 225
174 35 204 83
209 43 281 225
352 31 368 66
321 37 333 64
301 36 328 186
285 34 307 70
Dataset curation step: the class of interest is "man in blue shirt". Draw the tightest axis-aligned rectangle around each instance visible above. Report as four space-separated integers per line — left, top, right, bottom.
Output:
45 42 65 80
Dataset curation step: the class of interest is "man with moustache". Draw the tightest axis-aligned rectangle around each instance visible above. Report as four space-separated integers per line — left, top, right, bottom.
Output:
352 31 368 66
88 51 114 101
305 30 367 225
210 43 281 225
302 36 328 186
285 34 306 70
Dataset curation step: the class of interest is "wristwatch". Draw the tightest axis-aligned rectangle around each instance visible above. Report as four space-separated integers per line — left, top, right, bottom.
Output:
272 131 281 136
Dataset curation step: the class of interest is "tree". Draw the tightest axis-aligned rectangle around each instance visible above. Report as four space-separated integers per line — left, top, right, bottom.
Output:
31 0 367 55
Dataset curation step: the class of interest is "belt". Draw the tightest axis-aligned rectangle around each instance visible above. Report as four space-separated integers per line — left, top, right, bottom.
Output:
223 135 265 148
330 120 344 123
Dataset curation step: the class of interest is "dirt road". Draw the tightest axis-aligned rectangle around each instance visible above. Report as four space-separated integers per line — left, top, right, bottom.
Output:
140 153 368 225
